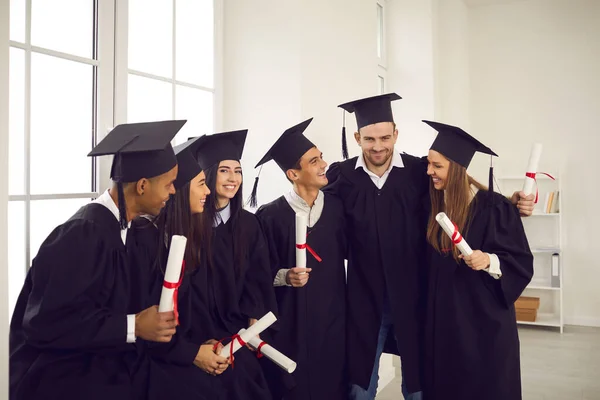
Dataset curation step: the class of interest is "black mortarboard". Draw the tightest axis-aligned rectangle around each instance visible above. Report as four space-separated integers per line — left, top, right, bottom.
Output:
423 120 497 168
193 130 248 171
88 120 185 229
248 118 316 207
173 135 206 190
423 119 498 192
255 118 315 171
337 93 402 159
88 120 185 182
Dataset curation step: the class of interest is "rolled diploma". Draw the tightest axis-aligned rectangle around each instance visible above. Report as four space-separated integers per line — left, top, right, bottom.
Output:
435 212 473 256
158 235 187 312
295 213 308 273
219 312 277 357
523 143 543 196
238 328 297 373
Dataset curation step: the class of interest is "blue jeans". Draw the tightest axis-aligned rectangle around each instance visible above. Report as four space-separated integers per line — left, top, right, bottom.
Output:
349 301 422 400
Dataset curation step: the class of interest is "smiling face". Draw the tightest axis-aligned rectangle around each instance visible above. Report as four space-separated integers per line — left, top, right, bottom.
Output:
214 160 242 206
354 122 398 168
189 170 210 214
136 165 178 216
286 146 328 189
427 149 451 190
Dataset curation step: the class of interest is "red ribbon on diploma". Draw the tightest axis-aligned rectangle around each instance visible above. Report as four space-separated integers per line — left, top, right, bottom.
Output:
525 172 556 203
256 341 267 359
162 260 186 325
442 222 463 253
451 222 463 245
296 233 322 263
213 334 247 368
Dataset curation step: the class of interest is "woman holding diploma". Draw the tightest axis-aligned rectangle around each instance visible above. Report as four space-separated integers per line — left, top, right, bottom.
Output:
134 135 228 400
194 130 276 400
254 119 348 400
422 120 534 400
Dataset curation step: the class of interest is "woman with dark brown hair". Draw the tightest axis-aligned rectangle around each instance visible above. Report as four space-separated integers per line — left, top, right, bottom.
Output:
422 120 534 400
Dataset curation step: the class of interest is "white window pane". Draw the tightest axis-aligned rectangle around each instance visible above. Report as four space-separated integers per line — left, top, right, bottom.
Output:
128 74 173 123
31 0 94 58
175 86 213 146
10 0 25 43
8 201 25 319
377 3 383 60
30 199 90 262
30 53 93 194
176 0 214 88
129 0 173 78
9 47 25 196
378 75 385 95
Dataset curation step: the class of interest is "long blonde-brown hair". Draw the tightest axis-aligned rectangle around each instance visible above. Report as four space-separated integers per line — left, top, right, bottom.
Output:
426 158 487 262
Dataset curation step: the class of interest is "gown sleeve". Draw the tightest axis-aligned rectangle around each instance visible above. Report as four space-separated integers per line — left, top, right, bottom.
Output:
481 196 534 308
239 216 278 320
256 206 284 282
22 220 130 351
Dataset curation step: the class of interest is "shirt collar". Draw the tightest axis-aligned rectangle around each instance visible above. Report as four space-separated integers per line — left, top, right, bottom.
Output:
93 189 131 229
355 149 404 173
214 202 232 227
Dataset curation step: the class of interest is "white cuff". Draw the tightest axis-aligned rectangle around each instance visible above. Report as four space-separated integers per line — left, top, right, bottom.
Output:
127 314 136 343
484 253 502 280
273 268 292 287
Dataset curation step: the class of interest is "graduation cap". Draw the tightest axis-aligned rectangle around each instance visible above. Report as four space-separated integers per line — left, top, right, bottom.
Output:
337 93 402 159
88 120 185 182
173 135 207 190
248 118 316 207
88 120 185 228
193 130 248 171
423 119 498 191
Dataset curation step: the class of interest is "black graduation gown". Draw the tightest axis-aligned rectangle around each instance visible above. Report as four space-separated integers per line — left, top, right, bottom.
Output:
129 218 224 400
9 204 150 400
255 194 347 400
139 209 276 400
424 191 533 400
323 154 430 393
193 209 276 400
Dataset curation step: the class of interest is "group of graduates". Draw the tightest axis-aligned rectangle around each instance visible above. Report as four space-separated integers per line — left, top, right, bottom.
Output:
9 93 535 400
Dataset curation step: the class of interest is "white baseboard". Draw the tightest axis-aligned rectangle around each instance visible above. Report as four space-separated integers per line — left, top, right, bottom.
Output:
564 316 600 328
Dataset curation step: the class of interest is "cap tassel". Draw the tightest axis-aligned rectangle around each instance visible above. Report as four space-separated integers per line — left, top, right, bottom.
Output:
117 181 128 230
247 165 262 208
342 111 349 160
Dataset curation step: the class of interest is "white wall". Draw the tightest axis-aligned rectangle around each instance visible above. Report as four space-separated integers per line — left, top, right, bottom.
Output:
465 0 600 325
1 0 10 395
433 0 470 127
387 0 437 157
223 0 376 205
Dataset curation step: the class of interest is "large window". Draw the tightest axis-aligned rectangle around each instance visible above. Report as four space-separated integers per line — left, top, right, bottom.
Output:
119 0 216 144
7 0 220 316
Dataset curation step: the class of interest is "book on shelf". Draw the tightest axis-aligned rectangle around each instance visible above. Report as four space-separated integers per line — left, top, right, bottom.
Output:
541 190 560 214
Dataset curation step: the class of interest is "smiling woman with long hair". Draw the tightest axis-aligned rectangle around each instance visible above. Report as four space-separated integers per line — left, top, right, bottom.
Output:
193 129 276 400
421 120 533 400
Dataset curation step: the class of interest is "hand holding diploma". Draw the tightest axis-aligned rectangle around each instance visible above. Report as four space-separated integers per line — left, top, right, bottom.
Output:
134 305 177 343
286 267 312 287
195 340 230 376
459 250 491 271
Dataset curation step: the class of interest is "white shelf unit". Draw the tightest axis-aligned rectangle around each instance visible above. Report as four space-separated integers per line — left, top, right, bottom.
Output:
497 174 563 333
